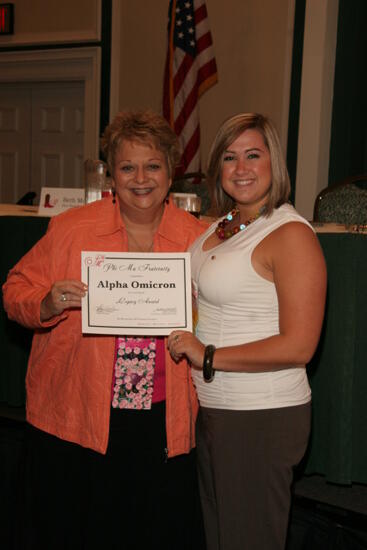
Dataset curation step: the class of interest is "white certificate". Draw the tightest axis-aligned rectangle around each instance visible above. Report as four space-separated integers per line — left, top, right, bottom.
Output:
81 251 192 335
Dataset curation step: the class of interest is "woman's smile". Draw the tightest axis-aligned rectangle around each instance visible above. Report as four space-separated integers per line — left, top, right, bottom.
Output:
130 187 154 195
232 178 255 186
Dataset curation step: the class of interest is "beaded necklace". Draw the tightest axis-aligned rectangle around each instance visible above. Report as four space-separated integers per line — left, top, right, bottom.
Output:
215 207 264 240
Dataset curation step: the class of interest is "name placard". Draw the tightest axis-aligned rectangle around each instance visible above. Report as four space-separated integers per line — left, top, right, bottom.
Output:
38 187 85 216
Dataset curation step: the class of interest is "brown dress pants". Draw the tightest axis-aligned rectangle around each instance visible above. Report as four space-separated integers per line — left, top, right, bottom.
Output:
196 402 311 550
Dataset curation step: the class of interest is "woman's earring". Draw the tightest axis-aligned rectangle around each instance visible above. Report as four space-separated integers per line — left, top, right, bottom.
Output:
112 190 116 204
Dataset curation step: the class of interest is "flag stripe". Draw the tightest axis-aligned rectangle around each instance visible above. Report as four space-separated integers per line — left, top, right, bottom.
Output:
197 31 213 53
174 81 198 135
173 54 194 96
195 5 208 27
176 124 201 176
198 60 218 95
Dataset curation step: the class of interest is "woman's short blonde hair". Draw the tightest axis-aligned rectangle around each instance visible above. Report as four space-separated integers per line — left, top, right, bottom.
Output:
207 113 291 216
100 109 180 177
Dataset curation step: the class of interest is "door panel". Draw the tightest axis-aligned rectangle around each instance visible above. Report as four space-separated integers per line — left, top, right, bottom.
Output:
0 86 31 203
31 82 84 194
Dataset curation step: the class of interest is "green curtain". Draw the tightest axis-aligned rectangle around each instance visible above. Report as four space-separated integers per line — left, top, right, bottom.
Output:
328 0 367 185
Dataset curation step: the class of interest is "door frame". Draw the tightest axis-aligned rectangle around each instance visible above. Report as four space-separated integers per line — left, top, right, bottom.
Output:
0 47 101 160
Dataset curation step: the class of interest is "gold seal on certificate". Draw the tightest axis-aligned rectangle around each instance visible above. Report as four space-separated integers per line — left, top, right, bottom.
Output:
81 252 192 335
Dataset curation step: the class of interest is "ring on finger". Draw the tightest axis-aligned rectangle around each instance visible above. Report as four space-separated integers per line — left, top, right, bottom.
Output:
60 293 67 302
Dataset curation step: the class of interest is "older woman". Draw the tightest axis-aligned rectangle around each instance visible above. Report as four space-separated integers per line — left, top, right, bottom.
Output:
3 110 206 550
168 113 327 550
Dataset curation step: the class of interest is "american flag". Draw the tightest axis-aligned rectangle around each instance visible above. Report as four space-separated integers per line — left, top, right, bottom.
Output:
163 0 218 177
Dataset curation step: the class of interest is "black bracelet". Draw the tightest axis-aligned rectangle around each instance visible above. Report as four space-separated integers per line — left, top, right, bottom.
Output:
203 344 216 383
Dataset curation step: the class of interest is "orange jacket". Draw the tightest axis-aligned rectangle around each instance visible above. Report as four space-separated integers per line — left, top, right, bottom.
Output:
3 198 207 456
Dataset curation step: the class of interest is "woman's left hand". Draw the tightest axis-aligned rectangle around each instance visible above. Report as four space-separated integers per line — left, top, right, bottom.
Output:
167 331 205 369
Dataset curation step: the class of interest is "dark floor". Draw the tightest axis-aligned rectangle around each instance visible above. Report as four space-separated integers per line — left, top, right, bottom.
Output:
290 475 367 549
1 402 367 549
0 402 25 422
294 474 367 516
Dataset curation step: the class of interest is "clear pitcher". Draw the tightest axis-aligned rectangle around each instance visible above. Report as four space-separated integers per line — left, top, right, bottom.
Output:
84 159 108 204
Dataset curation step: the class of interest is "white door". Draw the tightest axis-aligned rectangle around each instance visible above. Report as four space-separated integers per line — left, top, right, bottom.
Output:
0 81 85 204
0 85 31 203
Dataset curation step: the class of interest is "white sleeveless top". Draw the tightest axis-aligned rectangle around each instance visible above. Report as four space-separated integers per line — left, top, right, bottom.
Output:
190 203 312 410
